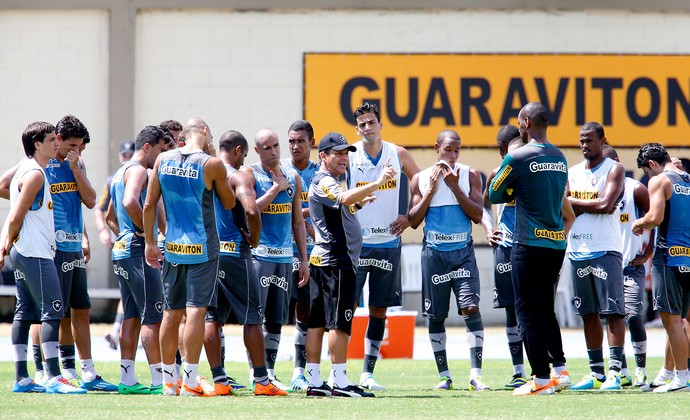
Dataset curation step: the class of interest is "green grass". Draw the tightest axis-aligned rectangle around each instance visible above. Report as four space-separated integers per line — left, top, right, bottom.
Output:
0 358 684 419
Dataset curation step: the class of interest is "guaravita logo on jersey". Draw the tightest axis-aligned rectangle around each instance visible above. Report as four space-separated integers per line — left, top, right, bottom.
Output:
62 258 85 272
673 184 690 195
534 228 565 241
160 164 199 179
358 258 393 271
432 268 471 284
576 266 608 280
496 262 512 274
529 161 567 173
668 246 690 257
50 182 78 194
679 266 690 273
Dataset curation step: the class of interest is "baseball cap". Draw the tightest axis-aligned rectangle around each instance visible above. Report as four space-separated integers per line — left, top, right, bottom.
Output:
318 132 357 153
119 140 135 155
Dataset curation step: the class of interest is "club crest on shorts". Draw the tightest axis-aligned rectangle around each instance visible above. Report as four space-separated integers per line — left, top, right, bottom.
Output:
573 297 581 309
424 299 431 311
155 301 163 313
344 309 353 322
52 300 63 313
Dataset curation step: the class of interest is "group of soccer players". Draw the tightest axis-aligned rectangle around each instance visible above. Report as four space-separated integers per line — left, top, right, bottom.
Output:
2 100 689 397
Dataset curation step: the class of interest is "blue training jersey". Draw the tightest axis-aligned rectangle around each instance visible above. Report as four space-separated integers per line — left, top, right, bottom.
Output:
654 170 690 267
110 160 145 260
159 149 219 264
250 162 297 263
283 159 318 257
496 201 516 248
215 165 250 259
45 158 84 252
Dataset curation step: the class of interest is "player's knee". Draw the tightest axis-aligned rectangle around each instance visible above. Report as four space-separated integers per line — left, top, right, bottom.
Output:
460 305 479 316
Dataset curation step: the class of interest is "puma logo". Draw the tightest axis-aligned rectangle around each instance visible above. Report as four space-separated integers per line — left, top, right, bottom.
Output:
370 344 380 351
121 365 130 373
184 369 192 379
430 337 443 345
164 369 174 378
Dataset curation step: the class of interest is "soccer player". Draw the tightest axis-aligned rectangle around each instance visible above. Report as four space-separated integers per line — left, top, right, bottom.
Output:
602 145 653 387
203 130 287 397
408 130 487 391
489 102 575 396
1 121 85 394
144 118 235 397
566 122 627 391
106 126 173 394
283 120 319 391
43 115 117 391
631 143 690 393
348 102 420 390
306 132 392 398
241 128 309 391
481 125 528 389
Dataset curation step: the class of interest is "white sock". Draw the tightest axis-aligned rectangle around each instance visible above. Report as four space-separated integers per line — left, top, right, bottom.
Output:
306 363 322 387
182 362 199 388
293 366 305 379
162 363 177 386
80 359 97 382
332 363 349 389
535 377 552 386
149 363 163 387
675 369 689 383
267 368 275 380
659 368 673 380
470 368 481 379
120 359 137 386
553 365 567 375
514 364 526 376
621 368 629 376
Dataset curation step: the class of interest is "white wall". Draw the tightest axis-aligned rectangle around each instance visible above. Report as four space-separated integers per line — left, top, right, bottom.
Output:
0 10 110 287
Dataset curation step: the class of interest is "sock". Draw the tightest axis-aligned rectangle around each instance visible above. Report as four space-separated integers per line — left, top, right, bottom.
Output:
428 319 449 378
253 365 269 386
11 320 31 382
120 359 137 386
294 321 308 376
263 323 282 373
149 363 163 387
658 367 673 381
182 362 199 388
211 365 229 385
175 350 183 379
80 359 97 382
587 348 605 379
162 363 177 386
626 314 647 369
464 312 484 378
609 346 624 372
40 320 61 379
32 344 43 374
553 365 568 375
112 312 124 335
332 363 349 388
675 369 690 384
505 307 525 376
535 377 552 386
307 362 322 387
363 316 386 374
59 344 77 380
220 328 226 369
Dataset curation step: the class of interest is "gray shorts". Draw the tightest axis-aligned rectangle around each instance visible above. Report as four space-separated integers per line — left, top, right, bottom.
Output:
10 248 64 322
253 259 291 325
355 245 402 308
421 243 481 321
113 256 163 325
651 264 690 317
162 258 218 310
623 264 645 317
291 256 311 304
206 256 262 326
571 252 625 317
493 245 514 308
55 250 90 311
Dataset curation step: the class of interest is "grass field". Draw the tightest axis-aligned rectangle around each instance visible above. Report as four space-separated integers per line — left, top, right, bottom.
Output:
0 357 685 419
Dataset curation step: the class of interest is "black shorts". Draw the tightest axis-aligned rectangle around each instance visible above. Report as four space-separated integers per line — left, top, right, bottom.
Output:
162 259 218 310
253 259 291 325
309 265 357 335
114 256 164 325
651 264 690 317
493 245 514 308
206 256 262 326
11 248 64 322
571 252 625 316
355 246 402 308
55 250 91 311
291 256 311 304
623 264 645 317
421 243 480 320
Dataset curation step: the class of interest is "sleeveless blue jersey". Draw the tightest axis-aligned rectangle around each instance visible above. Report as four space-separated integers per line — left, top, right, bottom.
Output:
215 165 250 259
654 170 690 267
45 158 84 252
283 159 318 257
250 162 296 263
110 160 145 260
159 150 219 264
